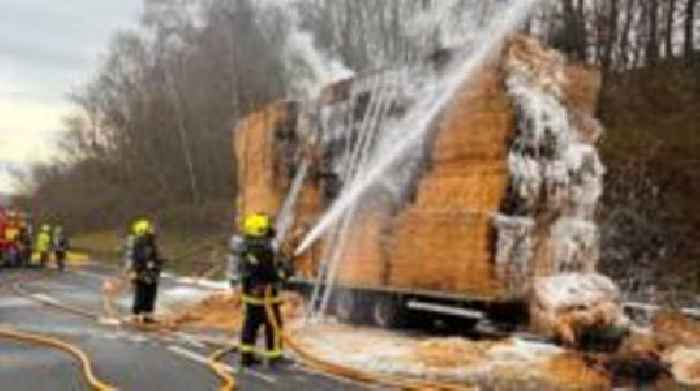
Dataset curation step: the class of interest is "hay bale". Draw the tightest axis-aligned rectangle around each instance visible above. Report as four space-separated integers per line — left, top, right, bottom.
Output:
168 291 304 332
336 205 394 287
493 216 535 296
531 273 628 346
570 110 604 145
564 65 602 114
543 353 611 389
505 35 567 98
664 347 700 386
232 36 609 307
388 208 502 296
234 102 292 217
412 338 497 368
415 167 509 211
653 311 700 348
431 67 514 165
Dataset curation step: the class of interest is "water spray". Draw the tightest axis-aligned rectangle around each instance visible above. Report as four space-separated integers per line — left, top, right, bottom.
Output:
276 160 310 244
296 0 542 256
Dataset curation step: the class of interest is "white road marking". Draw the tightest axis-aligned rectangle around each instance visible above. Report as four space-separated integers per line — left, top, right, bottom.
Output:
127 335 150 343
168 345 214 366
97 317 123 326
167 345 277 384
75 270 111 281
240 367 277 384
174 332 207 349
30 293 62 306
177 334 231 346
0 297 37 308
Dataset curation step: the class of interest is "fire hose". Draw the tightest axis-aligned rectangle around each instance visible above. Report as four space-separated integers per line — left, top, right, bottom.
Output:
207 286 476 390
9 270 474 390
13 275 233 390
0 328 117 391
208 346 237 391
11 274 236 391
13 273 240 391
0 273 116 391
261 286 476 391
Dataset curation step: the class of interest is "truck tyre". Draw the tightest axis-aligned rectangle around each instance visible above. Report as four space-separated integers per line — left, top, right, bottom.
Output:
335 289 368 324
448 317 479 333
371 294 406 329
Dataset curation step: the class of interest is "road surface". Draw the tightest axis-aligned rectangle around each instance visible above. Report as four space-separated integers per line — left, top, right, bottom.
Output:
0 266 365 390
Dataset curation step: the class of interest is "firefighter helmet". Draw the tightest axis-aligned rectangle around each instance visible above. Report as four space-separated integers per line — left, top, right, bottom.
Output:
243 213 272 237
132 219 153 236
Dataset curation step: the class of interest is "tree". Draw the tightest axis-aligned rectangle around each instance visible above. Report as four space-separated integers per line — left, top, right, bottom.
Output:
685 0 698 61
19 0 698 234
666 0 678 57
602 0 620 73
646 0 660 65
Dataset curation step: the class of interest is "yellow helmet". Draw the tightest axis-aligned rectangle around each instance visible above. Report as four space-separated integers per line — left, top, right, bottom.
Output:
132 219 153 236
41 224 51 232
243 213 271 237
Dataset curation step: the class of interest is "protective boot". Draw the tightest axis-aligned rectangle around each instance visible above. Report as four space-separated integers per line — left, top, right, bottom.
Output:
239 352 261 369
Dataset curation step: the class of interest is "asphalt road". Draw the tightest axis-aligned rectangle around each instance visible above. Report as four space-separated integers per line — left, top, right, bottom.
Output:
0 267 366 391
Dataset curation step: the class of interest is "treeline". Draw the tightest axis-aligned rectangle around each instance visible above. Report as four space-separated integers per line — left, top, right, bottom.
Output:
16 0 290 231
14 0 698 234
535 0 698 71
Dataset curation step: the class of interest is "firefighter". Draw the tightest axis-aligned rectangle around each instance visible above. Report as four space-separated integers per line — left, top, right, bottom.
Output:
126 219 163 324
36 225 52 268
17 221 32 268
3 212 21 268
231 213 290 368
53 225 69 271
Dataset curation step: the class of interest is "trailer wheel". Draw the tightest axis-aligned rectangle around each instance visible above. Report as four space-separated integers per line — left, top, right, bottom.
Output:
335 290 368 324
448 317 479 333
371 294 406 329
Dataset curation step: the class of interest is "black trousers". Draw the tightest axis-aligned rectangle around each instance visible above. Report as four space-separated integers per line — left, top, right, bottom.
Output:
55 251 66 270
21 247 31 267
39 251 49 268
240 302 282 364
132 280 158 315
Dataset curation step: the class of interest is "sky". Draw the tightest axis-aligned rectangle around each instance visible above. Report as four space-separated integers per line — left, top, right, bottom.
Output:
0 0 143 193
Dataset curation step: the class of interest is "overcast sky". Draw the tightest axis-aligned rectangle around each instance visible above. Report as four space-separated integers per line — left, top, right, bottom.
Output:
0 0 143 193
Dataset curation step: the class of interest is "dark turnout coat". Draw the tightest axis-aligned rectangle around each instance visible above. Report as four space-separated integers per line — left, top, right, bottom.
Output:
132 234 163 284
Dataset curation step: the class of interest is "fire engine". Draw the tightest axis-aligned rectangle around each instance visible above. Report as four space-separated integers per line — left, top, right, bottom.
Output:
0 207 23 267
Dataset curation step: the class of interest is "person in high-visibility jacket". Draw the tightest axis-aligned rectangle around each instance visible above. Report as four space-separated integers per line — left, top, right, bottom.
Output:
126 219 164 324
3 212 21 267
35 224 52 268
230 213 291 368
